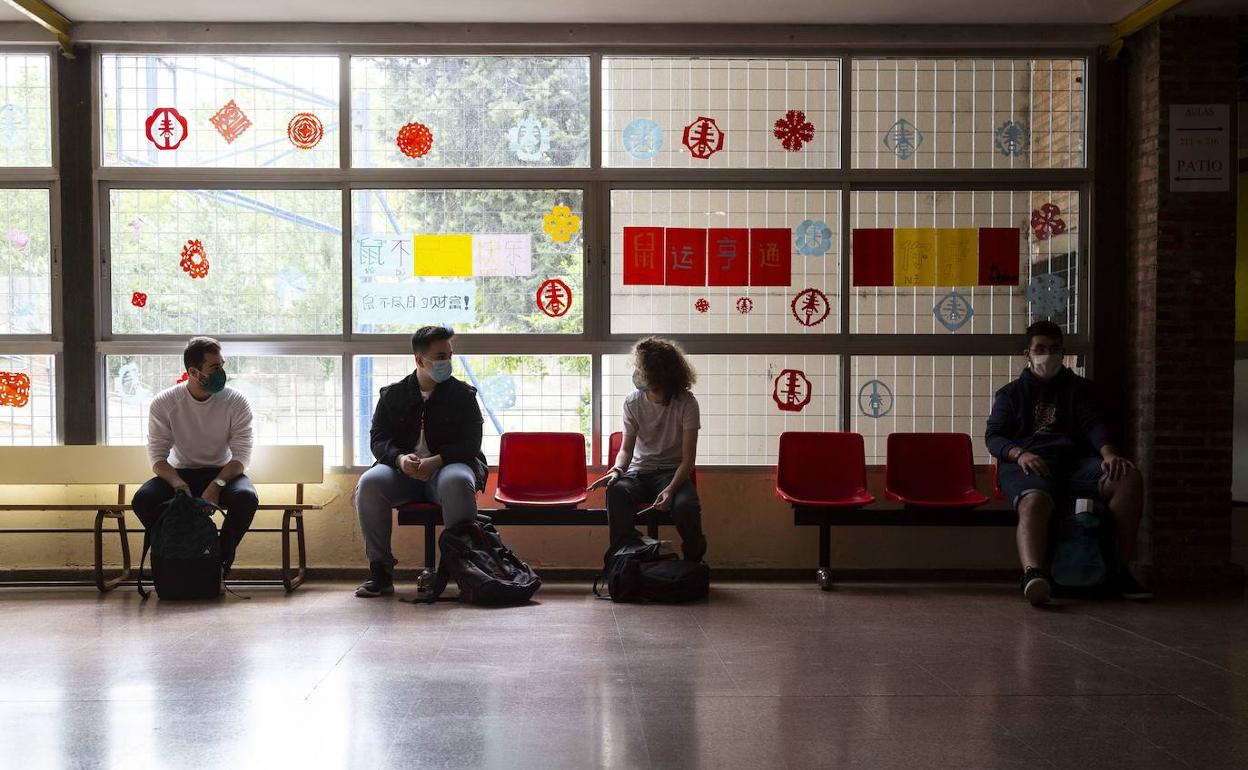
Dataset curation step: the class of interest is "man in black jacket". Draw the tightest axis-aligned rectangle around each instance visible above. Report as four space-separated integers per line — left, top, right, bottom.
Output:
353 326 488 597
986 320 1148 606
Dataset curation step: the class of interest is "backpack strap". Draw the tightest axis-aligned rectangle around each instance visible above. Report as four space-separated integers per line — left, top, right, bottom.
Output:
422 556 452 603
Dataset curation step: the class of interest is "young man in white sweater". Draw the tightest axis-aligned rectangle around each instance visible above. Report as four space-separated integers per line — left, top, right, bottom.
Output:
132 337 257 576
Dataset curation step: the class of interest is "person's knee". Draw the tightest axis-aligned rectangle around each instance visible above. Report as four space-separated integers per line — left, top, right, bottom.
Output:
606 482 633 508
1017 491 1054 519
436 467 475 500
230 488 259 512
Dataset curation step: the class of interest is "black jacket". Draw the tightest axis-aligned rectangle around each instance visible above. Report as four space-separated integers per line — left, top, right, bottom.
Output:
369 372 489 491
985 367 1113 465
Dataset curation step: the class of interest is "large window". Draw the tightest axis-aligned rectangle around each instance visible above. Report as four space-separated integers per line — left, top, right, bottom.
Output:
96 51 1091 468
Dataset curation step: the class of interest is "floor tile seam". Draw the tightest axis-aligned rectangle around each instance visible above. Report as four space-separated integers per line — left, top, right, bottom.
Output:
1023 620 1183 694
1079 614 1248 678
696 616 745 697
301 623 380 704
609 601 654 770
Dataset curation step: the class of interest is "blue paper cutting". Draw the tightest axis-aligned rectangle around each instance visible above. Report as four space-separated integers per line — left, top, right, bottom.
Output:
0 104 27 149
508 114 549 162
1026 274 1067 319
994 120 1030 157
622 118 663 160
479 374 517 410
933 289 974 332
795 219 833 257
882 118 923 160
857 379 894 419
274 267 307 305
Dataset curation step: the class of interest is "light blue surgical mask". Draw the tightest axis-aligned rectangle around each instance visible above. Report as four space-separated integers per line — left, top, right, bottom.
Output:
632 370 647 391
427 358 453 384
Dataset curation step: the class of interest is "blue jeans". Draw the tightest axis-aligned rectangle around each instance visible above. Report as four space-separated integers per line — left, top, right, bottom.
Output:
353 462 478 568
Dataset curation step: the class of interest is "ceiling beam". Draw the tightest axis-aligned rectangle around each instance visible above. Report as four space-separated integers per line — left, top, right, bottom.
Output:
2 0 72 56
1105 0 1188 58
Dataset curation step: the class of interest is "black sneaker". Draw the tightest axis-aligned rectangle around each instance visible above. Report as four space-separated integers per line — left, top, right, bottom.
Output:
354 561 394 598
1115 570 1153 601
1021 567 1051 606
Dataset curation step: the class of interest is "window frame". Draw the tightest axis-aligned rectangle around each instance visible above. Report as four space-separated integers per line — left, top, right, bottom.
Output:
89 46 1096 471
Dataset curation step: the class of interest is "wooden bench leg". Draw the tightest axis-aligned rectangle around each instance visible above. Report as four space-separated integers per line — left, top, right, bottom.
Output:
94 510 132 593
281 508 307 592
817 521 832 591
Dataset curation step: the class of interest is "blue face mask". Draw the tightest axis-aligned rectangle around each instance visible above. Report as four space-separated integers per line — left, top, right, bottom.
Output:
426 358 453 384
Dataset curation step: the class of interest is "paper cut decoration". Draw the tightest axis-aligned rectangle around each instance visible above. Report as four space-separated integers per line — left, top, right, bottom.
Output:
883 118 922 160
128 217 147 235
355 234 412 278
935 228 979 286
994 120 1030 157
623 227 665 285
796 219 832 257
209 100 251 144
665 228 708 286
6 229 28 251
773 110 815 152
791 287 830 327
708 228 749 286
1027 274 1068 319
893 228 937 287
145 107 189 151
179 239 209 279
682 116 724 160
543 205 581 243
115 363 151 405
479 375 517 410
176 372 189 385
131 291 147 308
773 369 812 413
858 379 893 419
694 297 710 314
0 371 30 408
1030 203 1067 241
397 121 434 158
274 267 307 304
287 113 324 150
0 104 28 149
749 228 793 287
853 228 895 286
508 115 549 162
473 234 533 277
536 278 572 318
622 118 663 160
977 228 1020 285
933 289 973 332
414 235 473 277
357 280 476 326
736 297 754 314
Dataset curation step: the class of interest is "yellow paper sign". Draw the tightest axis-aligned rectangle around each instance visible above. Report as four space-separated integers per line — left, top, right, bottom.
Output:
414 234 473 277
936 228 979 286
893 228 937 287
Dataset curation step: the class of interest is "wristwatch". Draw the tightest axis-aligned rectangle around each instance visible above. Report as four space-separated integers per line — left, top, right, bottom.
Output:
213 478 226 488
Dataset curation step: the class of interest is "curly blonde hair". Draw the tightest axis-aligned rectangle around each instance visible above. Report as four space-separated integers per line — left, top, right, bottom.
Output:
632 336 696 404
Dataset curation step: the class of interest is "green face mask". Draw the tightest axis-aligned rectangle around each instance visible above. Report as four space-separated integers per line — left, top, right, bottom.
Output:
196 369 227 394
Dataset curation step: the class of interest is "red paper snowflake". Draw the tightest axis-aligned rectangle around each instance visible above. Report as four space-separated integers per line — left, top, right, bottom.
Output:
773 110 815 152
131 291 147 308
694 297 710 314
0 371 30 408
1029 203 1067 241
179 239 210 279
682 116 724 160
287 112 324 150
397 121 434 159
536 278 572 318
736 297 754 314
209 100 251 144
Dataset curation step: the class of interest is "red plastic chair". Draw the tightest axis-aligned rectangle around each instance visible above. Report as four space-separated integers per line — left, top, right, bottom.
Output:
494 432 588 508
884 433 990 508
607 431 697 484
993 462 1006 501
775 432 875 508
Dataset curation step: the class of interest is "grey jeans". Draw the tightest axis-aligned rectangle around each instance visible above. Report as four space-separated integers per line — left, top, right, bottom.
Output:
353 462 479 568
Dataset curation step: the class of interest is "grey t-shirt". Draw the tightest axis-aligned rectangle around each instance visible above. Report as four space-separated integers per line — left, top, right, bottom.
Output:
622 390 700 473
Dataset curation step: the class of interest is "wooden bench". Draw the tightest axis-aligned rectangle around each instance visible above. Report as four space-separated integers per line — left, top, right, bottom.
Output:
0 445 325 592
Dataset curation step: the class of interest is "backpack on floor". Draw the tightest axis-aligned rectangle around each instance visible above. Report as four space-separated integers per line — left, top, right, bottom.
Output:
1049 501 1117 594
138 490 222 600
594 536 710 604
423 515 541 606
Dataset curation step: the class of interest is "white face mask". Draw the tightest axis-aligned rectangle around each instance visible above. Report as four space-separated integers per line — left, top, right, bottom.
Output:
1030 353 1064 381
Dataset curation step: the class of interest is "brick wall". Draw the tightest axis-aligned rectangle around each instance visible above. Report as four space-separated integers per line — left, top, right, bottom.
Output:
1121 17 1242 587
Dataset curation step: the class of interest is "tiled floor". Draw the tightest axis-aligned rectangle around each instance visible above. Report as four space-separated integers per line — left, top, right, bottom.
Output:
0 582 1245 769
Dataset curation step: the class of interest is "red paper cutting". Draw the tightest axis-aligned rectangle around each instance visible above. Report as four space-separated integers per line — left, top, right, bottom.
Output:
397 121 434 159
622 227 665 286
287 112 324 150
735 297 754 314
790 287 830 327
694 297 710 314
851 228 895 287
748 228 792 287
131 291 147 308
978 227 1021 286
664 228 707 287
1030 203 1067 241
0 371 30 408
145 107 189 151
209 100 251 144
179 239 210 279
708 228 749 287
176 372 189 385
682 116 724 160
772 369 812 413
536 278 572 318
773 110 815 152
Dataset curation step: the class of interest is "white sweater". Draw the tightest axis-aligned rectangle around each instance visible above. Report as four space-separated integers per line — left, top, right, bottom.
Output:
146 384 254 470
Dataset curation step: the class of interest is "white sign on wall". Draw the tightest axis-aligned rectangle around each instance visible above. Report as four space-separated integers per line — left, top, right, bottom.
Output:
1169 104 1231 193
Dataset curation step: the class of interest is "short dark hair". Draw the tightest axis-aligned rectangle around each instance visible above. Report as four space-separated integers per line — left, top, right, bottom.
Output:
1024 320 1064 349
183 336 221 371
411 325 454 355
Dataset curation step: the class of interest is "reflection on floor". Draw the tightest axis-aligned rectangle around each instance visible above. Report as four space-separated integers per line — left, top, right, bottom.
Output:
0 582 1245 769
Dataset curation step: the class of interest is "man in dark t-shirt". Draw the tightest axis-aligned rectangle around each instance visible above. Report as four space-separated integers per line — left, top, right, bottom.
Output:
986 321 1149 605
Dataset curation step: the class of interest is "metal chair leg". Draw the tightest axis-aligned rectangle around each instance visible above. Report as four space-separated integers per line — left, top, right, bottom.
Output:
818 521 832 591
94 510 131 593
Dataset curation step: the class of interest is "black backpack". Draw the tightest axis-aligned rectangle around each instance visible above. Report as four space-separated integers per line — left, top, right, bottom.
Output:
138 490 222 600
423 515 541 606
594 536 710 603
1050 502 1118 597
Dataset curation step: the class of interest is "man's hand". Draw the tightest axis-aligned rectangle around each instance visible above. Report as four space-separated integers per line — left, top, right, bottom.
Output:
201 483 221 506
399 454 421 478
588 469 621 491
653 487 674 511
1017 452 1051 477
413 455 442 482
1101 453 1136 482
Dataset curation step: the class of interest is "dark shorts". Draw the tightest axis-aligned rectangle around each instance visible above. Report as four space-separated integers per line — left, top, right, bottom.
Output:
997 456 1107 508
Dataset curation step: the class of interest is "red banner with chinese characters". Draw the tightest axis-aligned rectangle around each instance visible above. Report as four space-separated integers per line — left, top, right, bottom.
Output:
748 228 793 287
622 227 665 286
707 228 749 287
664 228 708 287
